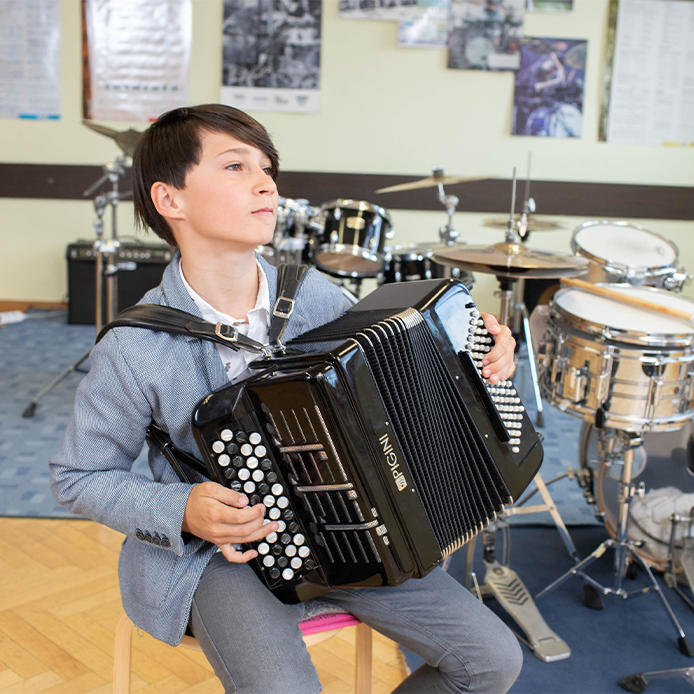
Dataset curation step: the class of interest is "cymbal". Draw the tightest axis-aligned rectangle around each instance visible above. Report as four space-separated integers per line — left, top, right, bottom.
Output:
432 242 590 279
483 216 564 231
82 121 143 158
375 174 492 194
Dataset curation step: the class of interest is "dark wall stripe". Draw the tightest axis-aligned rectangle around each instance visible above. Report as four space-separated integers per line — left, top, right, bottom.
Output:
0 163 692 221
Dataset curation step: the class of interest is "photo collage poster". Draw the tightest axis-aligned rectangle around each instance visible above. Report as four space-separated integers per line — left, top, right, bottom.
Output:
221 0 322 113
83 0 191 122
447 0 525 71
512 37 586 137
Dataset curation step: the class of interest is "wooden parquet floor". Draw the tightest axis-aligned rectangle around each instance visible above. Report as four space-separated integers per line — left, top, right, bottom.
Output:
0 518 408 694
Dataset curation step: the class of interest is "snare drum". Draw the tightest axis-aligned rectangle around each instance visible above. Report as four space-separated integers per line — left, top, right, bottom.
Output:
312 200 394 278
380 243 474 289
572 220 690 291
539 284 694 432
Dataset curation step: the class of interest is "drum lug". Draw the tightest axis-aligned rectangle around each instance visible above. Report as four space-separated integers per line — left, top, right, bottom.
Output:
596 348 615 405
565 365 588 404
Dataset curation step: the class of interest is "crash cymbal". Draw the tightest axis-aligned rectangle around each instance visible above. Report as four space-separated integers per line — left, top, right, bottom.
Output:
82 121 143 158
432 241 590 279
375 174 492 194
483 215 564 231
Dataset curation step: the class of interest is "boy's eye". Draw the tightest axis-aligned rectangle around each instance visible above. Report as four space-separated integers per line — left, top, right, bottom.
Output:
226 163 242 171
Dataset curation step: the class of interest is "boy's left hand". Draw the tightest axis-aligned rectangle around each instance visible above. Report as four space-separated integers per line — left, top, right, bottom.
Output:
479 313 516 384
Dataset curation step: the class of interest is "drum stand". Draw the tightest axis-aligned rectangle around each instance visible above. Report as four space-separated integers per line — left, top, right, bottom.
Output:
22 157 128 418
536 428 694 656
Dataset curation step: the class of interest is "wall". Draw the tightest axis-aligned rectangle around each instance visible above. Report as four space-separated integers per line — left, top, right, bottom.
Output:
0 0 692 314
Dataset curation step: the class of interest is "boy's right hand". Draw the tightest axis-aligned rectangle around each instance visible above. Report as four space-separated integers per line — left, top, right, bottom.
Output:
181 482 279 563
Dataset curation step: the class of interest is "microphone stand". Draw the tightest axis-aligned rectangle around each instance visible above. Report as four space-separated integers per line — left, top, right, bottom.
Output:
22 157 129 417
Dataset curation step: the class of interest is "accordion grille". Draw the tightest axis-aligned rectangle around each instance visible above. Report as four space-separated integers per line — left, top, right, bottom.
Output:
267 404 383 568
355 310 511 555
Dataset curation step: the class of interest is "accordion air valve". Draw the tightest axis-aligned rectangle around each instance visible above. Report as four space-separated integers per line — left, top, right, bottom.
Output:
192 279 543 603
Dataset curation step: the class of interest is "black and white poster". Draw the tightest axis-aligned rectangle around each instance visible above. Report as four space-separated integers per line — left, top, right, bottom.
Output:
221 0 321 113
339 0 420 21
512 37 586 137
447 0 524 71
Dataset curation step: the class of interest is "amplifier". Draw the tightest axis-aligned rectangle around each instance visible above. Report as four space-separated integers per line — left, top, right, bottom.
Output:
66 239 174 324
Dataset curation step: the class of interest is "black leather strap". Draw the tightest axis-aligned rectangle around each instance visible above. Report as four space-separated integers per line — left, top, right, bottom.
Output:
96 304 267 354
146 422 210 484
96 264 308 355
268 263 308 349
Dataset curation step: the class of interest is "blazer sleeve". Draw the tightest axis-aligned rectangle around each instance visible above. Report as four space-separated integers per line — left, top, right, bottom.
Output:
48 331 198 558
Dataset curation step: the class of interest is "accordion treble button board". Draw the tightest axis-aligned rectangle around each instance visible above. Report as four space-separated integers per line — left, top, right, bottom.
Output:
465 310 524 454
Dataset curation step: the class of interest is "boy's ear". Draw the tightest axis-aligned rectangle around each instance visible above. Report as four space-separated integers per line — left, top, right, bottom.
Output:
150 182 185 221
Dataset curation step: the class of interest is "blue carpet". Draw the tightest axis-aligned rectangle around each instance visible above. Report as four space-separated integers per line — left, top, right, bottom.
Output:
405 525 694 693
0 312 590 521
0 311 150 518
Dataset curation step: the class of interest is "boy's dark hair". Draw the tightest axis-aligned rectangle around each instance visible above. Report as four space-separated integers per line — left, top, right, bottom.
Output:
132 104 280 247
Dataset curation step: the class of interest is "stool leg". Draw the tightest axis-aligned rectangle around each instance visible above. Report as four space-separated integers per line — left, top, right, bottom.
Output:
113 614 135 694
355 623 372 694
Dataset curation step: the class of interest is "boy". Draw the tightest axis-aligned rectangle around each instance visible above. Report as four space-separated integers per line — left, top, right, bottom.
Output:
50 104 522 693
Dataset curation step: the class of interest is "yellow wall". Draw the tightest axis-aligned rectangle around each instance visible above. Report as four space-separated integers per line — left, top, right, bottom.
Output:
1 0 693 312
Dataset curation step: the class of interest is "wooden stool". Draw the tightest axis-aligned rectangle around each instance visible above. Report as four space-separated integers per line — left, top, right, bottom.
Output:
113 612 373 694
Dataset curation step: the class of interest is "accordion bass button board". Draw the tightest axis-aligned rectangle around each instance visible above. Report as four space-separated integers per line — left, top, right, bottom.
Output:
192 278 544 604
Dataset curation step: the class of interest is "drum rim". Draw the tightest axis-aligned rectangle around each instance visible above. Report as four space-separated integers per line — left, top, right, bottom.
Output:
551 284 694 346
571 220 680 275
384 243 435 262
320 198 392 223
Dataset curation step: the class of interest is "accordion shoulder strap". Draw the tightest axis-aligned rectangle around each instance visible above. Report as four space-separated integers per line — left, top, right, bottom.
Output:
268 263 308 349
95 263 309 355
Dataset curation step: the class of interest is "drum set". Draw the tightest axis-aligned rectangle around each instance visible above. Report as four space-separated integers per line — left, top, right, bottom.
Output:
429 172 694 654
260 167 477 301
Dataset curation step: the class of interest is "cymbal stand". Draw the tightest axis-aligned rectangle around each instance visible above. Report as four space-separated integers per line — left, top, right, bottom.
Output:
22 157 128 418
435 169 460 247
495 168 545 426
535 428 694 656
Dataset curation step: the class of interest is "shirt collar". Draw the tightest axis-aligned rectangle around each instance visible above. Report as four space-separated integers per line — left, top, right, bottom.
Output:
178 258 270 327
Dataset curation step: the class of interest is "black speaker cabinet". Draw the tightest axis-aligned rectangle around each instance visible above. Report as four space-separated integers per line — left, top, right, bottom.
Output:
66 240 174 324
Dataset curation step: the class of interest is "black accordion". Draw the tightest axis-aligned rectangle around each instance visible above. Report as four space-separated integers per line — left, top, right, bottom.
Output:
192 279 543 603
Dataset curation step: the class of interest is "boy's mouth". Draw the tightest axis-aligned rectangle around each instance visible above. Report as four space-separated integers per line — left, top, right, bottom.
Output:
252 207 275 216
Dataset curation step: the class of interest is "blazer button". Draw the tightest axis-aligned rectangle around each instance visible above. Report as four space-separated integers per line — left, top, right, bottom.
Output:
152 533 162 546
161 535 171 548
144 531 153 543
136 529 145 541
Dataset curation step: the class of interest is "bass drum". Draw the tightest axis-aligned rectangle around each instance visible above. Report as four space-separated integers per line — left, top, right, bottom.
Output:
579 421 694 570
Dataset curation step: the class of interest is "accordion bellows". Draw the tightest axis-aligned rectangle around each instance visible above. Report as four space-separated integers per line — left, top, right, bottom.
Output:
193 279 543 603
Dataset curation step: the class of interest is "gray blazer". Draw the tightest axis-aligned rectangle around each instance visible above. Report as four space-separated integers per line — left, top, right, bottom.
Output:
49 253 352 645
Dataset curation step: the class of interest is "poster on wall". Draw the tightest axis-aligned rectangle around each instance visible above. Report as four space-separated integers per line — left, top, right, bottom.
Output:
525 0 572 12
398 1 449 48
0 0 61 120
339 0 420 21
83 0 191 122
221 0 321 114
447 0 524 71
602 0 694 146
512 37 586 137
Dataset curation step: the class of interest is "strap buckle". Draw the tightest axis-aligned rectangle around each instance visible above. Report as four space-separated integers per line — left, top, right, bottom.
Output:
273 296 295 320
214 322 238 343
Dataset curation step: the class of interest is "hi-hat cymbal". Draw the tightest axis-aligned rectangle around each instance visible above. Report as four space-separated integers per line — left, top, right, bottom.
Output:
375 174 492 194
483 215 564 231
432 242 590 279
82 121 144 158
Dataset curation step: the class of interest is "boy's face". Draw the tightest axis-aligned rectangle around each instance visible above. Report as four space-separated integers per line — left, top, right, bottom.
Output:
172 130 278 251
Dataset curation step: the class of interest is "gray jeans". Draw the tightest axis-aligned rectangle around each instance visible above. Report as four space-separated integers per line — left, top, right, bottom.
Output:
190 554 522 694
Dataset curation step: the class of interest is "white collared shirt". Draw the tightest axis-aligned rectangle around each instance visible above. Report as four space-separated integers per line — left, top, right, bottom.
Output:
179 260 270 383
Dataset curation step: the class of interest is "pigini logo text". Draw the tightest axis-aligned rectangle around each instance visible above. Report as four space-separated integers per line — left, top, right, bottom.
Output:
378 433 408 491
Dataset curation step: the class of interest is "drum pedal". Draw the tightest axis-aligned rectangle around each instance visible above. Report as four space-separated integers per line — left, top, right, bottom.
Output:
483 561 571 662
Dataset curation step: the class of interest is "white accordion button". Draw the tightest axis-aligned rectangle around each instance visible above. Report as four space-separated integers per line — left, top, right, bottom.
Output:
217 454 230 467
277 496 289 509
263 555 275 567
249 432 262 445
266 532 278 544
285 545 297 557
257 542 269 555
271 483 283 496
282 568 294 581
298 545 310 558
220 429 233 442
240 444 253 457
291 557 303 570
211 440 225 454
293 533 305 545
269 507 281 520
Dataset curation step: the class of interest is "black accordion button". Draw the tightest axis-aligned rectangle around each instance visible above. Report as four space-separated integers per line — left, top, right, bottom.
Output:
269 567 281 580
266 471 278 483
282 509 294 522
261 458 273 472
277 556 289 569
271 544 283 556
230 481 242 492
235 431 249 444
223 468 236 480
288 522 300 534
226 443 239 455
304 559 315 571
280 533 291 545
